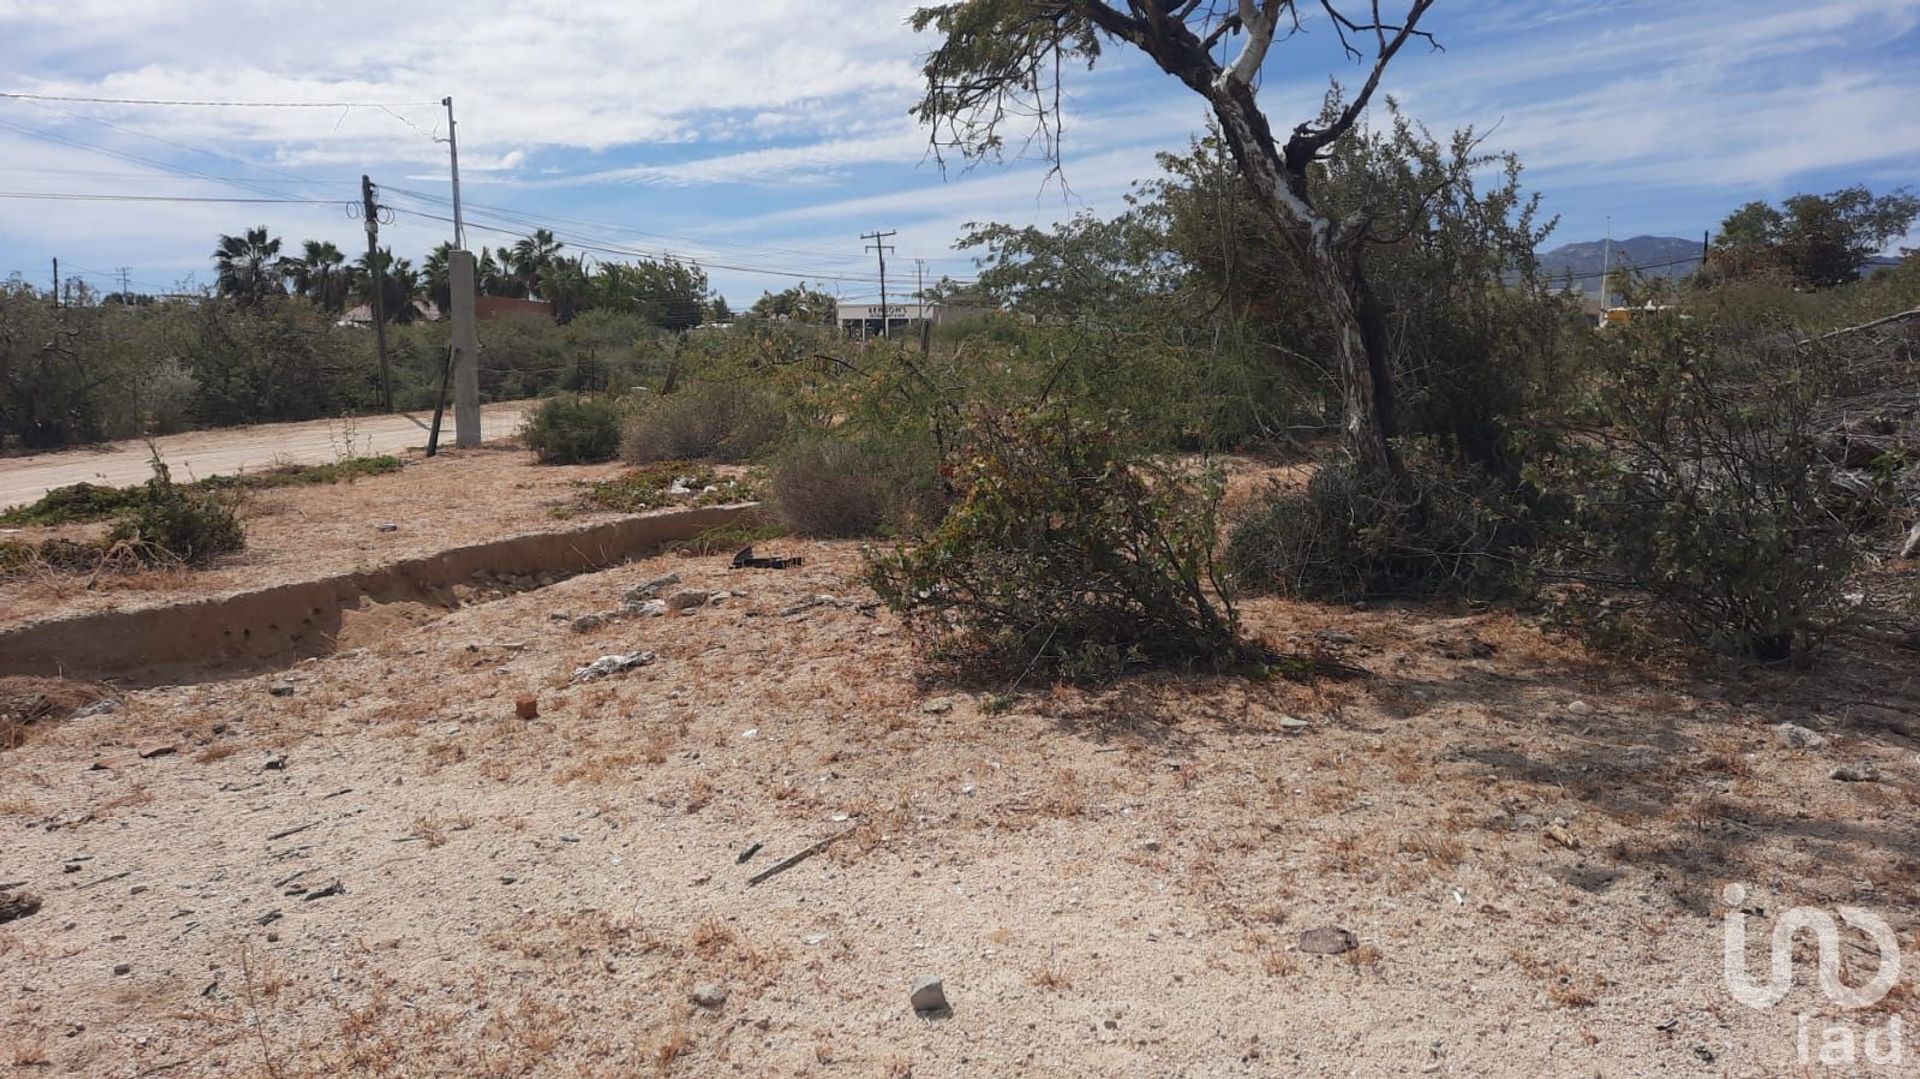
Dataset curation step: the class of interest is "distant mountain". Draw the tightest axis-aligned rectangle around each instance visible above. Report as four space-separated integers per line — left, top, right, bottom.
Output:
1539 235 1705 296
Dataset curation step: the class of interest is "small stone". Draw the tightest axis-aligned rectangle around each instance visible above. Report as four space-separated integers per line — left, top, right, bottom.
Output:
136 742 177 759
910 975 948 1013
268 681 295 698
1140 839 1161 852
667 589 715 611
740 728 759 740
515 695 539 720
1775 722 1827 749
0 891 43 925
1277 716 1311 734
1831 761 1880 783
376 523 399 533
113 963 132 976
633 599 668 617
570 614 606 633
1565 700 1594 717
262 754 287 771
74 699 120 718
921 697 955 715
1298 927 1357 955
690 983 728 1008
1544 822 1579 849
624 573 681 604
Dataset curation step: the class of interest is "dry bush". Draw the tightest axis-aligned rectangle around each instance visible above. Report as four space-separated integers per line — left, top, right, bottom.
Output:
1538 318 1880 661
621 381 785 464
866 409 1246 682
769 433 940 538
1227 443 1527 601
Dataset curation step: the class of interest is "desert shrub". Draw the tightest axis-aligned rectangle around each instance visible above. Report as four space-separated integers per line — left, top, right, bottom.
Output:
769 433 942 538
105 454 245 566
0 482 144 527
864 409 1244 682
1227 446 1528 600
1536 316 1874 661
620 381 786 464
521 394 626 464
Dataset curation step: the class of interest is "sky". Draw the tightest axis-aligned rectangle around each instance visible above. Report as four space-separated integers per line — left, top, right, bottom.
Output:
1 0 1917 306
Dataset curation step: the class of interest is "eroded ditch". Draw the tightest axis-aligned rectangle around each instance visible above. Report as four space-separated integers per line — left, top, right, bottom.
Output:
0 504 755 686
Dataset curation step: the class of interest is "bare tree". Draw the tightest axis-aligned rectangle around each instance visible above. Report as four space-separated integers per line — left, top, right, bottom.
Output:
913 0 1439 485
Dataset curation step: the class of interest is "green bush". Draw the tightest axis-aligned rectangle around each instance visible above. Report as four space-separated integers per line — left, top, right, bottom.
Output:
1536 316 1873 661
105 454 245 566
864 409 1244 682
620 381 786 464
769 433 942 538
1227 447 1528 601
521 394 626 464
577 463 758 513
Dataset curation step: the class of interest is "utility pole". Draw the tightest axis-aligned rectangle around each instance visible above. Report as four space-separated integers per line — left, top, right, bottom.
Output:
449 250 480 448
862 229 896 339
361 174 394 412
441 96 465 250
50 257 58 308
1600 215 1612 311
914 257 930 353
117 267 131 304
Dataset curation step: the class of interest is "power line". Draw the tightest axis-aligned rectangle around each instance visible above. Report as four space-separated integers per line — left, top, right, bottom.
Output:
1 96 357 200
0 90 441 108
0 190 343 205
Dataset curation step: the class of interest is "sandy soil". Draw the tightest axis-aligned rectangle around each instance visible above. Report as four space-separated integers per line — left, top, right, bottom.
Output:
0 402 533 514
0 443 637 631
2 514 1917 1076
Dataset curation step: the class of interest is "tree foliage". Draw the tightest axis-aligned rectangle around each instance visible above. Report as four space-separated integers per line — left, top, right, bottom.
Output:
1711 186 1920 288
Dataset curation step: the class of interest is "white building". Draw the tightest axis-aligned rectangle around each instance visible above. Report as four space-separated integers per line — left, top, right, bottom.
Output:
835 301 993 339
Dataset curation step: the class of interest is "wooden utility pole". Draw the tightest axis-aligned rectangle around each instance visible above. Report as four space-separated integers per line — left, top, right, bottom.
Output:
361 174 394 412
861 229 895 339
50 258 58 308
915 257 930 353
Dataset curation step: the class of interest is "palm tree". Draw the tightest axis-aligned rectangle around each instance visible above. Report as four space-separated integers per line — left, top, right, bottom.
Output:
481 246 524 298
510 228 563 299
212 226 286 305
422 242 453 314
356 248 425 324
284 239 352 314
543 254 592 324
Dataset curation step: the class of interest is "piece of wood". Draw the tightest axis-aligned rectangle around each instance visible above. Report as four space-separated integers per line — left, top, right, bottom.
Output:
266 820 321 842
746 828 853 887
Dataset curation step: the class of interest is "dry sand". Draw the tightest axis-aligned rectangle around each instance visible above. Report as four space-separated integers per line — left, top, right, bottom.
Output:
2 465 1918 1078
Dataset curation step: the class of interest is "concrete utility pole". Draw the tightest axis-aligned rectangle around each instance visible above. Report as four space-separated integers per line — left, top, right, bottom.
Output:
862 229 896 339
449 249 481 448
50 258 58 308
361 174 394 412
441 96 465 251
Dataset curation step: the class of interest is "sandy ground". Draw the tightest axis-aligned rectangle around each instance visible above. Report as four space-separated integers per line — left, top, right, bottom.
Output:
3 504 1918 1075
0 441 635 631
0 402 532 513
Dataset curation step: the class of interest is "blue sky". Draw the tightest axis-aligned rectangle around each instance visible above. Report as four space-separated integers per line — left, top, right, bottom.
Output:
2 0 1916 306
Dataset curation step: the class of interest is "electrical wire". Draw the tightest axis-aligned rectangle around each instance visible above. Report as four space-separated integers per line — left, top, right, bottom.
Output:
0 191 345 204
0 91 440 108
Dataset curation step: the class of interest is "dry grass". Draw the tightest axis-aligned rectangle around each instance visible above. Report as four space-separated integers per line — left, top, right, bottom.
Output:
1030 961 1074 990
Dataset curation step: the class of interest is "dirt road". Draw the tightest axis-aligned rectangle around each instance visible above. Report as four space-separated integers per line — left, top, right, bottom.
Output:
0 402 530 511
